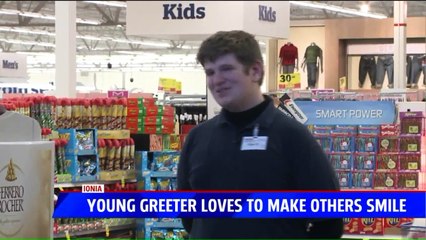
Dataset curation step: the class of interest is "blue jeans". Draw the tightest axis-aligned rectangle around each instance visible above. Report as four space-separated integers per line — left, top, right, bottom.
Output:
376 55 394 87
307 62 318 88
408 55 425 85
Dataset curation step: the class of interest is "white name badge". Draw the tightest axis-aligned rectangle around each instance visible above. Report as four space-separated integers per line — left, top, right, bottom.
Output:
241 136 268 151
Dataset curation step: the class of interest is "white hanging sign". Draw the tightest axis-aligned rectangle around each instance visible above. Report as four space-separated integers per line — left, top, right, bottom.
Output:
126 1 289 39
0 53 27 79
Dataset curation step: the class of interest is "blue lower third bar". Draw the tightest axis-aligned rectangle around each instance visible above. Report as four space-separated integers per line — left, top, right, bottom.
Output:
53 191 426 218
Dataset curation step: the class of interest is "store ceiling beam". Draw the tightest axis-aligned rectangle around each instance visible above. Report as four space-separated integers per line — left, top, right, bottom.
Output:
380 2 393 17
21 1 47 25
16 1 23 25
93 4 114 24
0 22 127 27
114 8 122 23
81 37 91 50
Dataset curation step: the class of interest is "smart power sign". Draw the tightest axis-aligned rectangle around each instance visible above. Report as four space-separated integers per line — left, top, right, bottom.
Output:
294 101 396 125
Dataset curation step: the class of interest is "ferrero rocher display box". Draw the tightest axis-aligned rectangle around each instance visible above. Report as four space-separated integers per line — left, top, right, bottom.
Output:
0 141 54 238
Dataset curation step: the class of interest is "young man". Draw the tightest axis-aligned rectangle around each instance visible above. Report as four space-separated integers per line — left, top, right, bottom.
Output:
177 30 343 239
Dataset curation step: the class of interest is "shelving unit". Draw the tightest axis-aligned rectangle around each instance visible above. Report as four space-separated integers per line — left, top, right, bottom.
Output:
342 234 402 239
54 222 136 239
54 178 137 188
136 150 186 239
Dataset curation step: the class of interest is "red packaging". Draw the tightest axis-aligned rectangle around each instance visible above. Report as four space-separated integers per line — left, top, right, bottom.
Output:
344 218 359 234
358 218 384 235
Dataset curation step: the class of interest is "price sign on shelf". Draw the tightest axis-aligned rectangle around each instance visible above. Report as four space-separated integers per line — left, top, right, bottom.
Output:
277 72 301 90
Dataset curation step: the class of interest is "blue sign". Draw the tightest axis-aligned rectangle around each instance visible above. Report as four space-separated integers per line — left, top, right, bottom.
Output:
53 191 425 218
294 101 396 125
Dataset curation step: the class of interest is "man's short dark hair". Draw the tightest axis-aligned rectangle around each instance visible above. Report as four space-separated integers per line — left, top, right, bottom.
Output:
196 30 265 85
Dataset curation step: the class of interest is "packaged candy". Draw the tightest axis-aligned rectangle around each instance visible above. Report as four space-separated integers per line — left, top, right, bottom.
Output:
151 230 165 240
331 134 354 152
157 178 172 191
398 172 418 189
354 154 375 170
376 154 398 171
378 137 399 153
76 130 94 151
399 136 421 152
329 154 352 170
352 171 373 188
399 154 421 171
374 172 397 189
171 152 180 172
336 171 351 188
150 179 158 191
355 135 377 152
154 153 173 171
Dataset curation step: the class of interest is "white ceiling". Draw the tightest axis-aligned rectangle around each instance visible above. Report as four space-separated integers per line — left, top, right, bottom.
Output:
0 1 424 70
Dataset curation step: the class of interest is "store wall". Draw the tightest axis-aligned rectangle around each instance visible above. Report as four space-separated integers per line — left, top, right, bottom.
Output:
28 70 207 95
325 16 426 90
277 26 326 90
347 55 426 90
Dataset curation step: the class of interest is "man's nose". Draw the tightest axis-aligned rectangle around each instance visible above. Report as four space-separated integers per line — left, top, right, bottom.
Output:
211 73 225 86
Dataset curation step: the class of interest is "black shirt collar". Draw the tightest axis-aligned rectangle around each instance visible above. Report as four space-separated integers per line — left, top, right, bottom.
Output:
216 95 277 130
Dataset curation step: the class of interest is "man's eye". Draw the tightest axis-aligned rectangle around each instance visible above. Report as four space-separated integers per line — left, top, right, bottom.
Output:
205 70 214 76
221 66 234 71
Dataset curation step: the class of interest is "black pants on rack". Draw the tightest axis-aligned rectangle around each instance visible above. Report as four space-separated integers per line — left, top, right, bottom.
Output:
376 55 394 88
358 55 376 87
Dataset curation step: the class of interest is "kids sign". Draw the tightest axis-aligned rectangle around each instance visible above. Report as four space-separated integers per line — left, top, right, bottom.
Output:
127 1 289 39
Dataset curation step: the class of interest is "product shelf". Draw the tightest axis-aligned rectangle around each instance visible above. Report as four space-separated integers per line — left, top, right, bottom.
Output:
342 233 402 239
54 222 136 239
54 179 137 188
146 221 184 229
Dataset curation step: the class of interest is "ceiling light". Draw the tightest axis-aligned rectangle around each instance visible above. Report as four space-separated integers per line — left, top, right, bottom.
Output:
0 38 55 47
0 27 55 36
17 51 54 56
0 8 102 25
0 9 19 15
290 1 387 19
20 12 55 20
0 26 181 49
360 4 370 13
83 1 127 8
77 35 103 41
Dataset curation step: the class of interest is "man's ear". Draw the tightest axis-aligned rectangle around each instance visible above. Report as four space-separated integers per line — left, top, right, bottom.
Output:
251 60 263 83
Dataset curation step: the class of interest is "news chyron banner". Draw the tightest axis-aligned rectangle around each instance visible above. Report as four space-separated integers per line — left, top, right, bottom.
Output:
53 190 426 218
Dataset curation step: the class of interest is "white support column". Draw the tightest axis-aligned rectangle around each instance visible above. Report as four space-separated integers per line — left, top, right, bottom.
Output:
265 39 278 92
55 1 76 97
393 1 407 89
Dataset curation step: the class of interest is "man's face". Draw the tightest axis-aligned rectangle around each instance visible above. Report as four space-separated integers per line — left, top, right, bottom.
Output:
203 53 262 112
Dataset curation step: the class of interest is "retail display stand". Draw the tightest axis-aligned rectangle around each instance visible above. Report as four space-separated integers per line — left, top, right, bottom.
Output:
57 128 99 182
136 150 187 239
53 129 137 239
0 141 54 238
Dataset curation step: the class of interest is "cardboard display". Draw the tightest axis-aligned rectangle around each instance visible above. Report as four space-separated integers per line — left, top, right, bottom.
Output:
0 141 54 238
